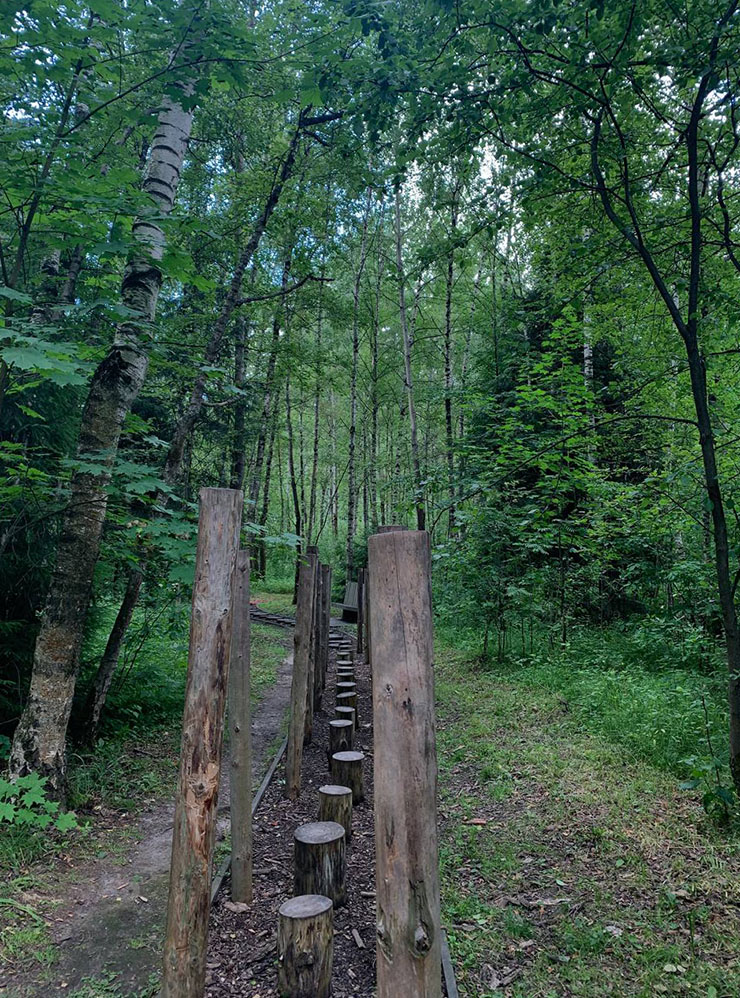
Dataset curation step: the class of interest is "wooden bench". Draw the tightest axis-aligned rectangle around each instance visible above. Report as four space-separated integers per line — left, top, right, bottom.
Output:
340 581 359 622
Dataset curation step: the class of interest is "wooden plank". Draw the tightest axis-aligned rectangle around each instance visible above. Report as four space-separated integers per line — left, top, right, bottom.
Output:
228 549 252 903
441 929 459 998
161 487 242 998
368 528 441 998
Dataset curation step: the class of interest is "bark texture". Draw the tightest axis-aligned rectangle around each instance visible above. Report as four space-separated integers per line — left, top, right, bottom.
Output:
10 86 196 790
293 821 346 907
161 488 242 998
367 529 441 997
228 550 253 903
277 894 334 998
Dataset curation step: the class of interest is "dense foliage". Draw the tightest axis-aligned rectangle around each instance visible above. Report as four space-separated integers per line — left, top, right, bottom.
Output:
2 0 740 811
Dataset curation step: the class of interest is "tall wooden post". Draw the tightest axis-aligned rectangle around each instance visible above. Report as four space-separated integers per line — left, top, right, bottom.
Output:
356 568 365 656
313 561 324 711
368 529 441 998
305 546 319 742
161 487 242 998
229 548 252 903
321 564 332 682
286 550 317 799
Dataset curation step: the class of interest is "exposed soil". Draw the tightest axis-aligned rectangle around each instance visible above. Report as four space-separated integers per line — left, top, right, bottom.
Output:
3 635 295 998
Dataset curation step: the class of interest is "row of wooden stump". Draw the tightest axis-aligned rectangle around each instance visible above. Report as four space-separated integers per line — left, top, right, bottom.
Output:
277 635 366 996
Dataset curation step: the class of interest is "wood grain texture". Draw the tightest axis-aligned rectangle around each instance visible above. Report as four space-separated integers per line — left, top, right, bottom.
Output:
277 894 333 998
228 549 252 903
367 528 441 998
294 821 346 906
318 784 353 842
161 487 243 998
286 551 317 799
330 750 365 804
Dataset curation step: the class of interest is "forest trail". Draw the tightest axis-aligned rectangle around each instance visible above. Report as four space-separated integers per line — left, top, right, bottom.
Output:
3 647 295 998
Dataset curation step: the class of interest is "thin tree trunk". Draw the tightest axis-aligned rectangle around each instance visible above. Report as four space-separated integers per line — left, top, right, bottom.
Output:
10 82 197 791
345 188 372 583
164 125 301 485
369 212 385 532
230 313 249 490
307 265 326 542
394 181 425 531
82 567 144 744
443 194 458 535
256 398 278 579
248 254 292 526
286 376 302 600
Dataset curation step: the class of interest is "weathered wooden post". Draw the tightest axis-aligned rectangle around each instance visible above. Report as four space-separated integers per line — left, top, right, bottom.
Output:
336 689 357 719
161 488 242 998
356 567 365 656
330 750 365 804
328 718 354 764
286 550 317 800
318 784 353 841
278 895 334 998
294 821 346 905
335 705 356 733
367 528 441 997
313 561 324 712
228 548 252 903
321 564 332 680
305 546 320 743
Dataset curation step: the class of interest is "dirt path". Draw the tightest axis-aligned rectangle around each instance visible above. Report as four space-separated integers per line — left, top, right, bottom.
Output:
4 647 295 998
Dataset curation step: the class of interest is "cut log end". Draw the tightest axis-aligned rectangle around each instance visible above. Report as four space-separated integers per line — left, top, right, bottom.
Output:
318 783 353 841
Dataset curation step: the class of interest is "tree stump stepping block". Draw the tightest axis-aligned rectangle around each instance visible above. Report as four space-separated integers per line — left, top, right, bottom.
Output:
331 750 365 804
294 821 346 906
336 690 358 720
277 894 333 998
335 705 356 733
318 784 353 841
328 719 353 766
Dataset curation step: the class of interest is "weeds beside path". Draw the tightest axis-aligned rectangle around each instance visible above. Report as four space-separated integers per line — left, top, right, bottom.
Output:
0 621 292 998
436 639 740 997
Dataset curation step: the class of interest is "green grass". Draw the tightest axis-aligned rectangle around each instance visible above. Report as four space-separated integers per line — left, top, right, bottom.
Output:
0 594 292 977
435 632 740 997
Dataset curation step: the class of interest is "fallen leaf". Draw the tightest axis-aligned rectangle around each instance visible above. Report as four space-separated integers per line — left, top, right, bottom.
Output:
224 901 249 914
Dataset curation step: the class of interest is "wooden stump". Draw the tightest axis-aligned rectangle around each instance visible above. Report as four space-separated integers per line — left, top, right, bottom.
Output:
318 784 353 842
331 751 364 804
336 690 357 721
336 681 356 696
294 822 346 906
277 894 333 998
335 705 356 733
328 719 353 766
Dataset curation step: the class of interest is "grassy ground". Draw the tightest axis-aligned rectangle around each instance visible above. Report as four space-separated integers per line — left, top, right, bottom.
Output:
436 633 740 997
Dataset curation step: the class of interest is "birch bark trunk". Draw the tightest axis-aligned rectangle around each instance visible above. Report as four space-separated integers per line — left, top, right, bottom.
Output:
10 84 197 791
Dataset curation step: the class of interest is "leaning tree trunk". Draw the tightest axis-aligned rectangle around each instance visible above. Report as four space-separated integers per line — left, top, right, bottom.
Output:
82 566 143 745
9 84 196 792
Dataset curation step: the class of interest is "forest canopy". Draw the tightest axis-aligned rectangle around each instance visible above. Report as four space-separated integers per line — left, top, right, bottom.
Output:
2 0 740 819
